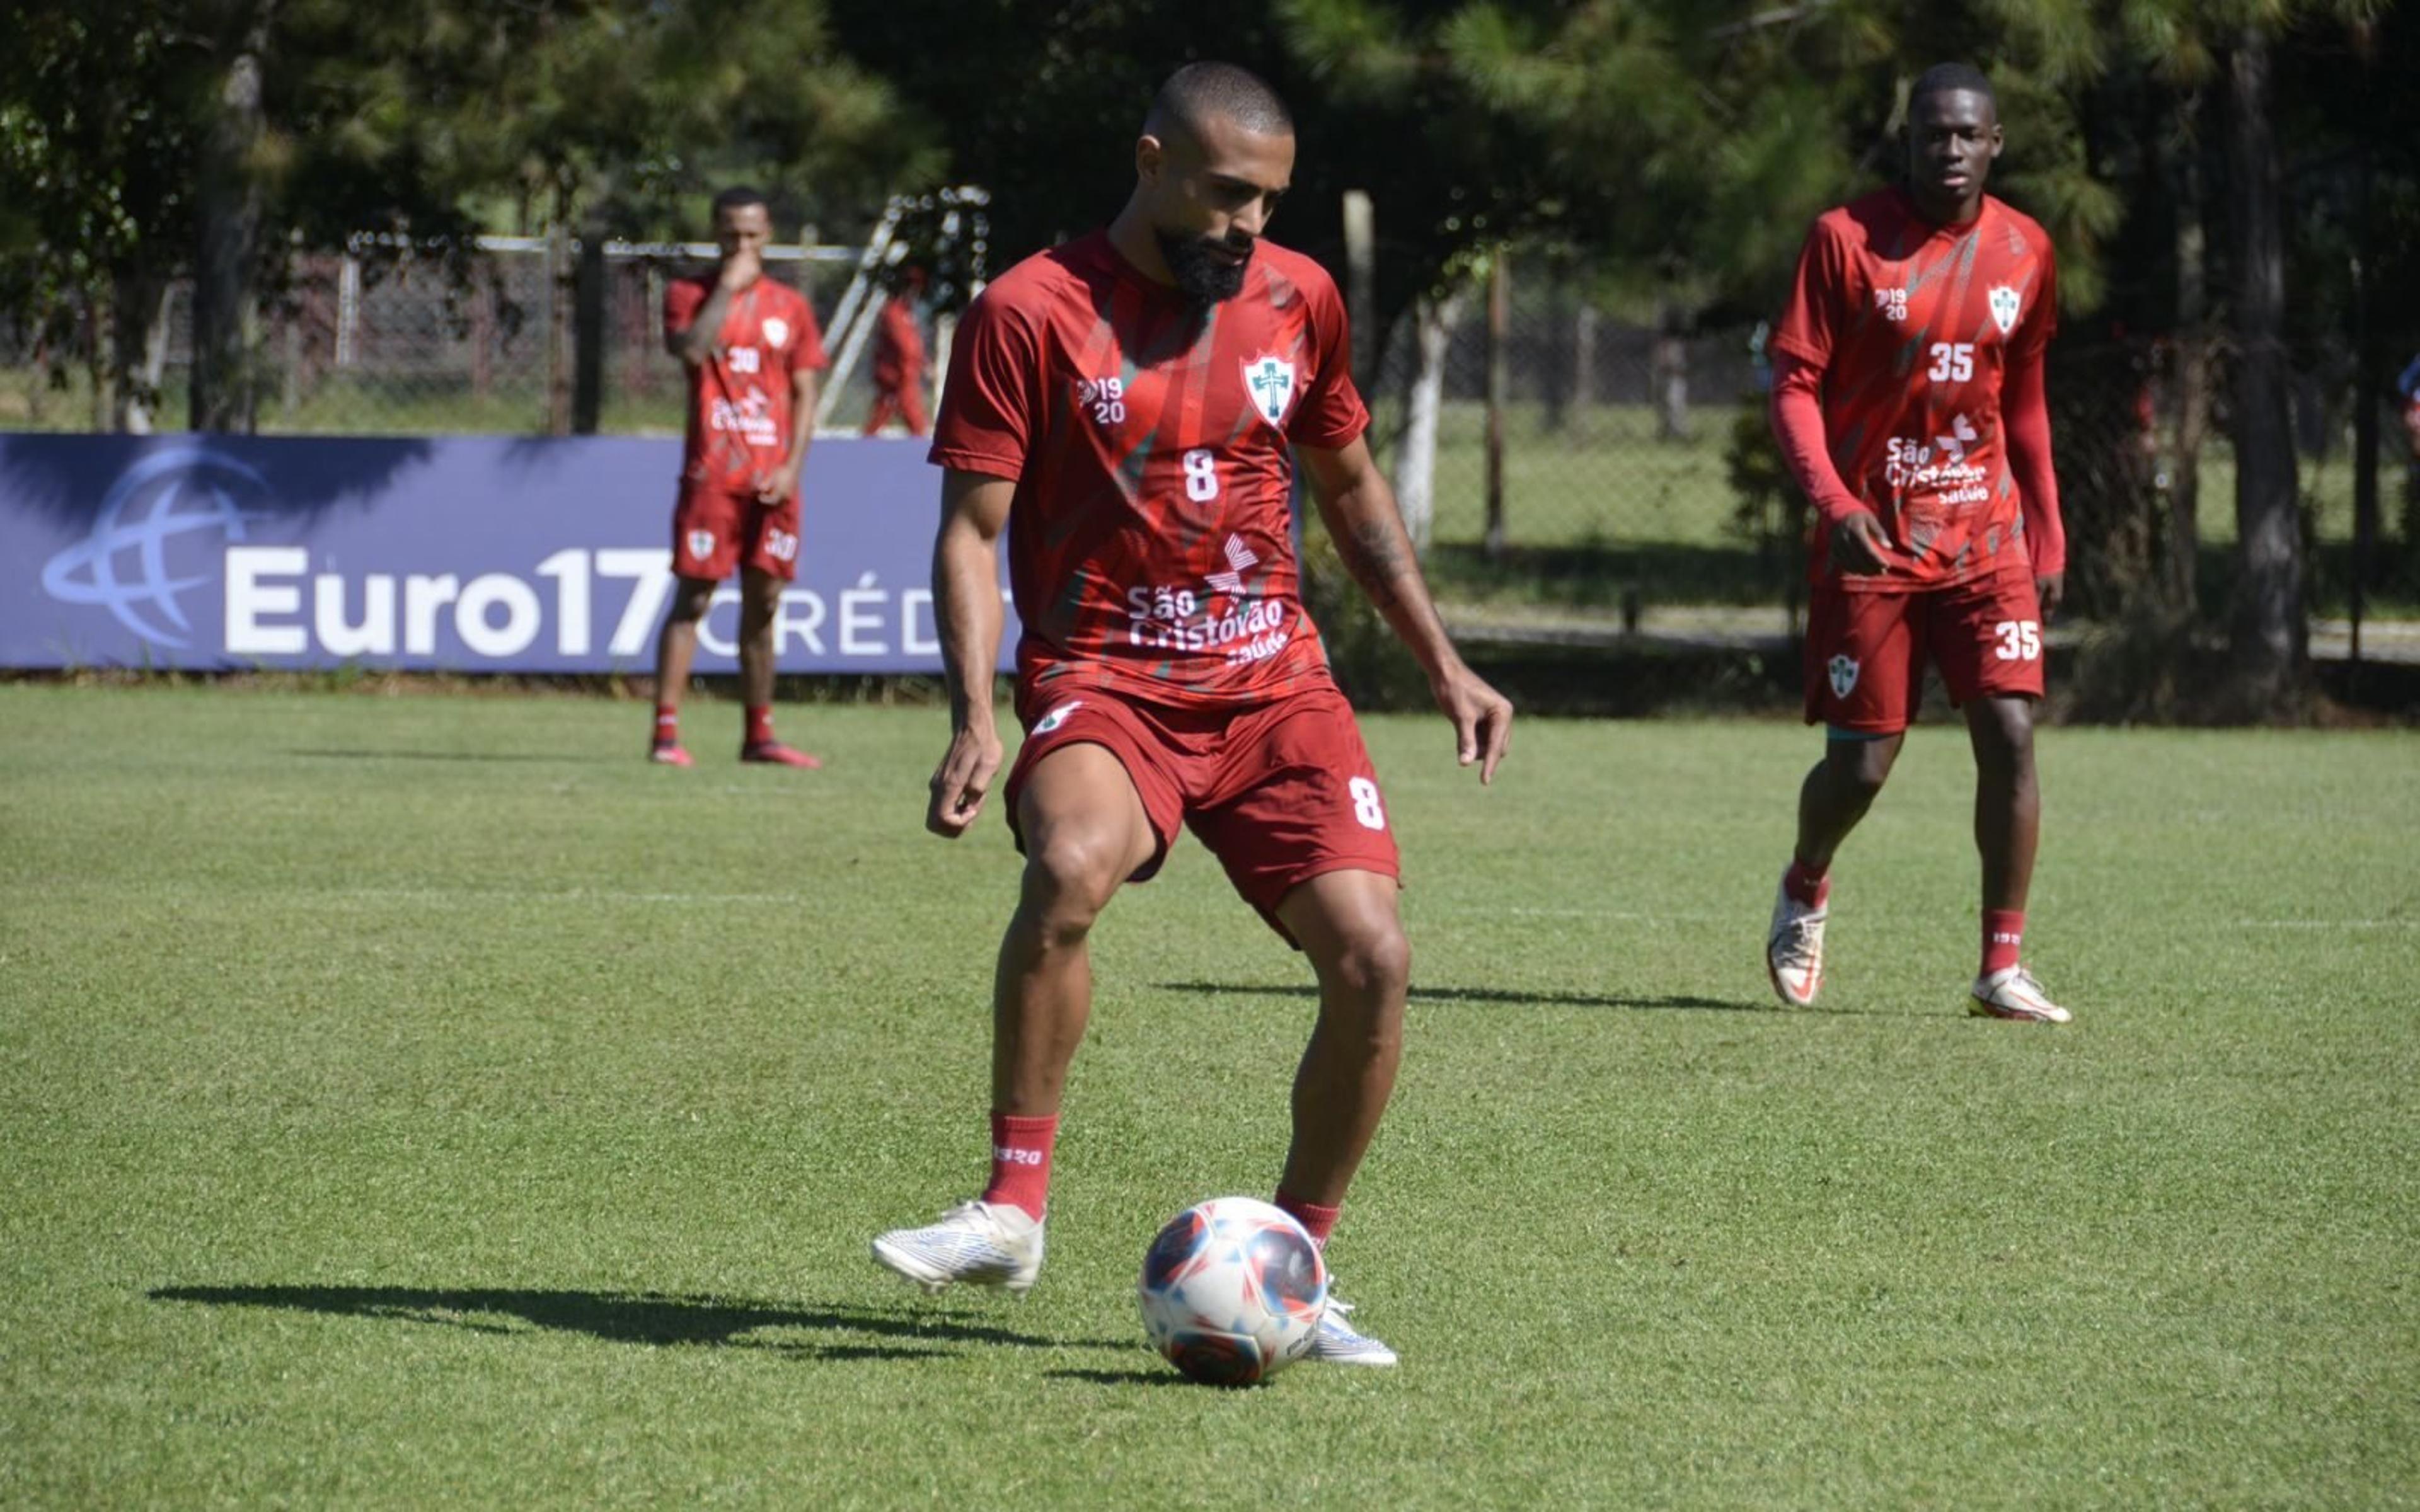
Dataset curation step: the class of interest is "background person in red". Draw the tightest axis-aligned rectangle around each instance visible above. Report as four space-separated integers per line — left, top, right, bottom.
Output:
1763 65 2072 1024
650 186 829 769
869 63 1512 1367
861 265 930 437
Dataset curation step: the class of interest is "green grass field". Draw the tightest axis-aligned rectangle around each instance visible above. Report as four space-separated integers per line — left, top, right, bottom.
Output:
4 687 2416 1506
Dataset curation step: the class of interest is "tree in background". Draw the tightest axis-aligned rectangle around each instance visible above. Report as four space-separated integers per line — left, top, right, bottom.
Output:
0 0 924 434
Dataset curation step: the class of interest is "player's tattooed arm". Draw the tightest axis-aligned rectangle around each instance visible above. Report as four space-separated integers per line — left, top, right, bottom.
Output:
1336 515 1410 614
1301 437 1513 782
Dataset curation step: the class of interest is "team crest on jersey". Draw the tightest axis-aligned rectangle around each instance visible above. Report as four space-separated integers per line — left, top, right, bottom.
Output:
762 316 790 349
686 529 716 561
1242 355 1297 430
1828 655 1860 699
1988 286 2022 336
1032 700 1083 736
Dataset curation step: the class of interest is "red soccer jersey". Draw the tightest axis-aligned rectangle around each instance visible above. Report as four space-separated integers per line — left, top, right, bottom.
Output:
664 273 829 493
1772 188 2058 590
929 231 1369 708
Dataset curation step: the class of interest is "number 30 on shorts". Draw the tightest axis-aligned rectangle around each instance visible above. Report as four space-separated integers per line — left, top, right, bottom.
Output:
1347 776 1388 831
1993 619 2043 661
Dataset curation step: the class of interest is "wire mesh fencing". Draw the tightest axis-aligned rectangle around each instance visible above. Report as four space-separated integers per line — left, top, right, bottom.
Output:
4 236 2411 641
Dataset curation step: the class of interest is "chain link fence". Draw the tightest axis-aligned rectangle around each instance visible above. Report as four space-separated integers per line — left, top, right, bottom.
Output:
1356 259 2419 644
7 238 2414 644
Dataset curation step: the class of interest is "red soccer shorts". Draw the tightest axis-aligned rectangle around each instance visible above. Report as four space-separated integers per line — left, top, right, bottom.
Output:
671 483 802 583
1002 681 1402 936
1804 565 2046 733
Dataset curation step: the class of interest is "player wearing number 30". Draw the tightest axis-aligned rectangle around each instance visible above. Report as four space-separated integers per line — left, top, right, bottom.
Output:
1764 64 2071 1023
871 63 1513 1365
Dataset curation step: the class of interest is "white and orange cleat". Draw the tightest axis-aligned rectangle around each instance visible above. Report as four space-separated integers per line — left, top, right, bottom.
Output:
649 743 695 768
1970 966 2071 1024
1765 871 1828 1007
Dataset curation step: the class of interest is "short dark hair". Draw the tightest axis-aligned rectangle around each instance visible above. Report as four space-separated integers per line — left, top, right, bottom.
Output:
1146 61 1293 141
1910 63 1997 112
711 185 770 219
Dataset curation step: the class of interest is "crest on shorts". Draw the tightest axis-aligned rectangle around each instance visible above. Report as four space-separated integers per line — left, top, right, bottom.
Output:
687 529 716 561
1032 700 1083 736
1241 355 1296 430
1828 655 1860 699
762 316 791 349
1988 286 2022 336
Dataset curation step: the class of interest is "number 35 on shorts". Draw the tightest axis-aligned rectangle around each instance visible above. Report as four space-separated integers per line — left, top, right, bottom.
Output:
1993 619 2043 661
1347 776 1388 831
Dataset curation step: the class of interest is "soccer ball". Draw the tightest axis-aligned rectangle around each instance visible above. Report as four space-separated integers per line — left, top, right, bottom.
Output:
1138 1196 1328 1385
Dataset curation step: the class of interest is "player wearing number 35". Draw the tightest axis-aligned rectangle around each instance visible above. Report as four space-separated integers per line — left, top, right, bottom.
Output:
1763 64 2071 1024
870 62 1512 1365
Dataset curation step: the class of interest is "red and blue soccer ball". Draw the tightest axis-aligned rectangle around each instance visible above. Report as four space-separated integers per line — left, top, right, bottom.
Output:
1138 1196 1328 1385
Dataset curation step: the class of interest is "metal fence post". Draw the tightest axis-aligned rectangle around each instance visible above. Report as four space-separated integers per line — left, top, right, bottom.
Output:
1484 248 1509 559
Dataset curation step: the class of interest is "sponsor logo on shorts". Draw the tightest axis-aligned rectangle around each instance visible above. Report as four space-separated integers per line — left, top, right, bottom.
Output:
687 529 716 561
1032 700 1083 735
1828 655 1860 699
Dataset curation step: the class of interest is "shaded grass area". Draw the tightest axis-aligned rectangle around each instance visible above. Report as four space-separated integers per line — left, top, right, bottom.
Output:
3 688 2416 1506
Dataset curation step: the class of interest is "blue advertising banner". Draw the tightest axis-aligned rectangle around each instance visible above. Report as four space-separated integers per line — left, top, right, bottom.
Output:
0 433 1010 673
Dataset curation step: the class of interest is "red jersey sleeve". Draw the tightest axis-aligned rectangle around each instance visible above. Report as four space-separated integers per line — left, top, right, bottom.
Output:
664 277 707 343
1286 271 1369 451
2011 232 2058 362
928 286 1040 481
1770 215 1850 371
786 290 830 374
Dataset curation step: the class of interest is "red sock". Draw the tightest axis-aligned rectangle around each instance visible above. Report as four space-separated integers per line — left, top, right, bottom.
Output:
981 1113 1057 1220
1982 910 2025 976
744 704 775 747
1785 858 1831 907
1274 1191 1340 1249
653 704 679 748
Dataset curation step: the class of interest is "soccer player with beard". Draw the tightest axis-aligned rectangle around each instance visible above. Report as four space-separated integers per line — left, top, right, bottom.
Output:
870 62 1511 1365
1762 65 2072 1022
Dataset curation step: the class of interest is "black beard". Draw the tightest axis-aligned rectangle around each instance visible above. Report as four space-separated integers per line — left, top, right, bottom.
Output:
1156 228 1252 304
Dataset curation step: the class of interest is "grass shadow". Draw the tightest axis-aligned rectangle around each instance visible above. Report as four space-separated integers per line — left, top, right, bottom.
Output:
1158 981 1932 1019
150 1285 1129 1358
1046 1366 1205 1389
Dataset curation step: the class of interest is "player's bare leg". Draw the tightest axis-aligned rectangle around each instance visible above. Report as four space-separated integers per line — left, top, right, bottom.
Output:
737 566 818 767
991 744 1156 1115
1965 695 2066 1021
870 743 1154 1295
1767 731 1903 1004
1795 730 1904 871
1272 868 1409 1366
647 575 716 766
1966 695 2039 914
1270 870 1409 1209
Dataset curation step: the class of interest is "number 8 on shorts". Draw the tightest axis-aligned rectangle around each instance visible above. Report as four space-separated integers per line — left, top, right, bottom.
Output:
1349 776 1387 831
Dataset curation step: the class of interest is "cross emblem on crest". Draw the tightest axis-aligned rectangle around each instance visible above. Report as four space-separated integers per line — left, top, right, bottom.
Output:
1242 355 1297 429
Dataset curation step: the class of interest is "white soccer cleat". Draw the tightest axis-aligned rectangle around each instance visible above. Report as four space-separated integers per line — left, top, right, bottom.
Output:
1971 966 2071 1024
870 1200 1046 1296
1766 872 1828 1007
1305 1293 1398 1367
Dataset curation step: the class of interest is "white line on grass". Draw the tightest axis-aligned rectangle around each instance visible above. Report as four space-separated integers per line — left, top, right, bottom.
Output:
2235 918 2416 930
